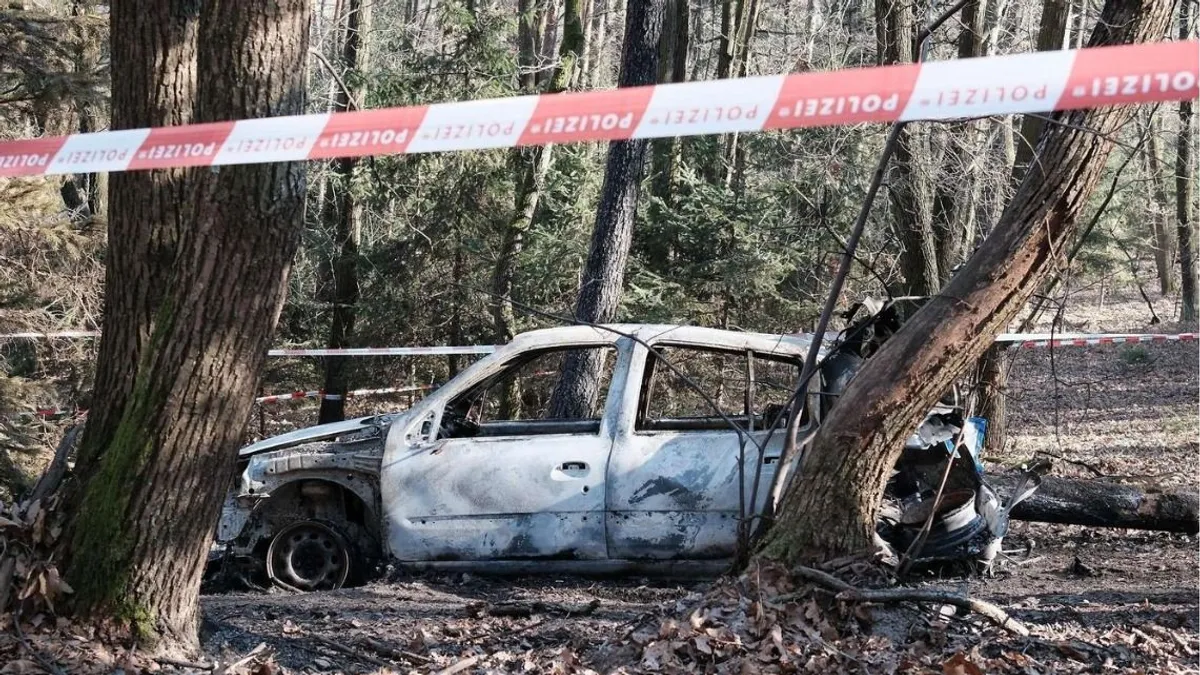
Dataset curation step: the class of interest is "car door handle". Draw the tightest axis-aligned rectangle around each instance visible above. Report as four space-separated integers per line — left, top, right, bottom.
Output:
560 461 588 471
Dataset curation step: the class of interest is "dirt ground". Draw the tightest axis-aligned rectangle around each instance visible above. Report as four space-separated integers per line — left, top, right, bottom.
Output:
193 292 1200 674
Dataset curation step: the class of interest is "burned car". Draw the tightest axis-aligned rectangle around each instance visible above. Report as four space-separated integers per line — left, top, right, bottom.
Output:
212 323 1007 591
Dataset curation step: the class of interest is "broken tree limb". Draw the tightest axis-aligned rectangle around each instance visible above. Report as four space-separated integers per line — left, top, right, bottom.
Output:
990 474 1199 533
793 565 1030 636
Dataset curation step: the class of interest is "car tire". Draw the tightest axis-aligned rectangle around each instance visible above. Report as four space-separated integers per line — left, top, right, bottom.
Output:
265 519 354 591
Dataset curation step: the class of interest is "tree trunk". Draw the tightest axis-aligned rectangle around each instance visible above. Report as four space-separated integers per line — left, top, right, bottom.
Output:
492 0 585 342
757 0 1172 565
318 0 370 425
1011 0 1069 185
62 0 310 652
1140 112 1178 295
646 0 689 258
976 0 1071 466
878 0 938 296
1178 0 1198 320
76 0 198 476
992 475 1199 533
930 0 988 284
548 0 664 419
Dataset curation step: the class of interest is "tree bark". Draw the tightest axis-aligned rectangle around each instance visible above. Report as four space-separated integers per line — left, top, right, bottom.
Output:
1176 0 1197 321
549 0 664 419
318 0 370 425
76 0 198 477
1011 0 1069 185
62 0 310 652
757 0 1172 565
994 475 1199 533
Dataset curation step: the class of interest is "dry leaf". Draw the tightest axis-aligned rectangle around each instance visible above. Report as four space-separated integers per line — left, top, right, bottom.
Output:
943 652 984 675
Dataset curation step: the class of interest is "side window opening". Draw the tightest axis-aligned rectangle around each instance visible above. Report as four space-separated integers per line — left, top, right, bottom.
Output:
636 346 810 432
439 345 616 439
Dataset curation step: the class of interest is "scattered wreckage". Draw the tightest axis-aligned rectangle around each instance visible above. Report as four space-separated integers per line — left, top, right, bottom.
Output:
209 311 1197 591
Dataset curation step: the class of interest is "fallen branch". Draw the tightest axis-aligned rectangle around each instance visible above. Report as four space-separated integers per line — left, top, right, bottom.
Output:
466 598 600 618
792 565 1030 637
29 424 80 505
354 635 430 664
305 633 391 669
436 655 480 675
992 474 1199 533
155 656 215 670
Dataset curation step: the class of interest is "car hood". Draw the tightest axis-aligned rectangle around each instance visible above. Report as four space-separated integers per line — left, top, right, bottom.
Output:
238 414 396 458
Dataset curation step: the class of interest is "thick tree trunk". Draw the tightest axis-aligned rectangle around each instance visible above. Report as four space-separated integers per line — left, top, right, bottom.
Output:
1176 0 1197 321
318 0 370 425
63 0 310 651
757 0 1172 565
993 475 1200 534
549 0 664 419
76 0 197 476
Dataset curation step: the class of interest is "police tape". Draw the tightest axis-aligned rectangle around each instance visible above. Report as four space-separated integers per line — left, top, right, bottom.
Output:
995 332 1198 348
0 41 1194 178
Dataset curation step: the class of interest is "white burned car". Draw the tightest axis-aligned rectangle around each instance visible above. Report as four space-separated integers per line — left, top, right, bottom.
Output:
213 323 991 591
212 325 839 590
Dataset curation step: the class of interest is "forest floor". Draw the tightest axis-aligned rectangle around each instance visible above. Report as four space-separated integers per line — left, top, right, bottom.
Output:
2 292 1195 674
191 292 1200 674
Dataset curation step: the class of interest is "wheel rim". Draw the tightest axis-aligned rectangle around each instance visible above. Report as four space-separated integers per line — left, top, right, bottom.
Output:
267 521 350 591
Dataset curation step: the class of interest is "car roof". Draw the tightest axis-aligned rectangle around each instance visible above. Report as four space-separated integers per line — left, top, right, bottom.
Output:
503 324 835 360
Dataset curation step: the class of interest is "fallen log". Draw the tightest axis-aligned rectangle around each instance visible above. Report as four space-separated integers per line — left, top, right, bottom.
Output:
990 474 1198 534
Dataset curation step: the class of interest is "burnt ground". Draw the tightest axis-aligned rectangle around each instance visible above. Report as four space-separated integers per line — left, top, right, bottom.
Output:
196 293 1199 674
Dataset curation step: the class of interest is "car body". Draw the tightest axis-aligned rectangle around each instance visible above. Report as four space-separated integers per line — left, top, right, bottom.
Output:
212 323 988 590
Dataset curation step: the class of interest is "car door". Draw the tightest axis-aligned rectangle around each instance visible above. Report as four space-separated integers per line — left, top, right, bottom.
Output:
606 342 811 560
382 342 629 562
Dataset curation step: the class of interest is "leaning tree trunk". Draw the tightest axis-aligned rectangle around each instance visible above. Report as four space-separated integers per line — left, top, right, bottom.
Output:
549 0 665 419
62 0 310 652
318 0 371 425
74 0 197 478
757 0 1172 564
1011 0 1069 184
1177 0 1197 321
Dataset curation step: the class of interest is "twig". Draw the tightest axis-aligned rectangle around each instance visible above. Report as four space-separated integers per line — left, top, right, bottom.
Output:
12 610 67 675
308 49 361 110
355 636 431 664
216 642 269 675
155 656 215 670
306 633 391 668
1033 450 1105 478
792 565 1030 636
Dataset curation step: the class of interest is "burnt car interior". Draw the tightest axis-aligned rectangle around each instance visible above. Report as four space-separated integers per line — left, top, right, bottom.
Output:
636 345 810 432
438 345 616 438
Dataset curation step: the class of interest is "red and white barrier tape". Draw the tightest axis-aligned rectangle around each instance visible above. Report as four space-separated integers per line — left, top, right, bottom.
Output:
995 332 1198 348
0 41 1194 178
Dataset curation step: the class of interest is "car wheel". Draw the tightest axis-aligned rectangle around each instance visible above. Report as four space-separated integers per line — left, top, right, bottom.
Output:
266 520 351 591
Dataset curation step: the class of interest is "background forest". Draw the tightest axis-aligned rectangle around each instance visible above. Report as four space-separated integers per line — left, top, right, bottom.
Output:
0 0 1195 496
